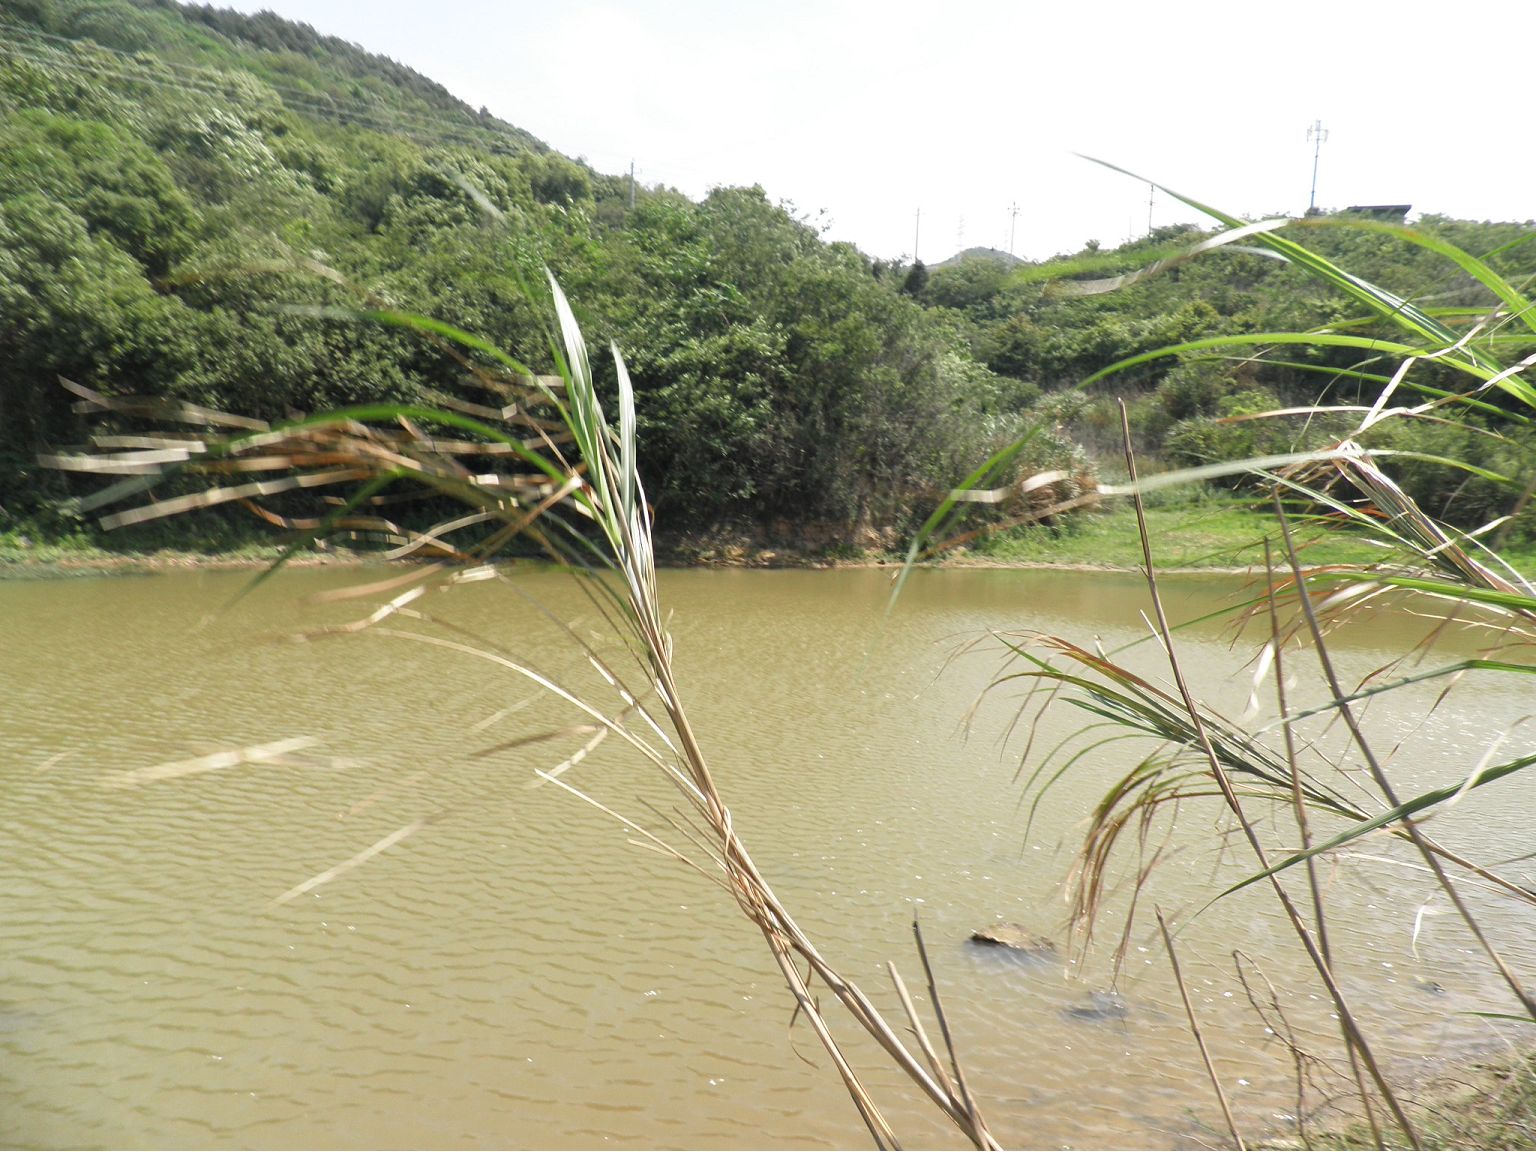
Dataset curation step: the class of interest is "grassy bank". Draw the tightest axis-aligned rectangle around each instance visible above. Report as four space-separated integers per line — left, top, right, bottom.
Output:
962 503 1536 573
10 502 1534 577
0 525 365 578
1290 1051 1536 1150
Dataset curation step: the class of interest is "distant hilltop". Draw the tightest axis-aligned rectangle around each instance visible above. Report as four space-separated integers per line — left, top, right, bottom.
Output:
929 246 1030 270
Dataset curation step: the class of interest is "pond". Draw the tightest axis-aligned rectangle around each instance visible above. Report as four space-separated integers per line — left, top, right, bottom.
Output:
3 565 1532 1148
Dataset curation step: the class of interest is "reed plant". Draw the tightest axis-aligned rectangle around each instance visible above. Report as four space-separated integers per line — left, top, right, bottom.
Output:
50 272 1005 1149
922 166 1536 1147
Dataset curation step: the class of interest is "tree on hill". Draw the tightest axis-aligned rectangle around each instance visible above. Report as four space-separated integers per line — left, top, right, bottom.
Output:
0 0 1013 542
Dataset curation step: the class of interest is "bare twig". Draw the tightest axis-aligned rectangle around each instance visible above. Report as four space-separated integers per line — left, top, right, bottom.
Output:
1156 906 1244 1149
1264 536 1384 1148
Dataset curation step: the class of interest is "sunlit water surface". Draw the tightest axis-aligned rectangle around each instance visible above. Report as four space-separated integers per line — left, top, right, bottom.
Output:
3 566 1532 1149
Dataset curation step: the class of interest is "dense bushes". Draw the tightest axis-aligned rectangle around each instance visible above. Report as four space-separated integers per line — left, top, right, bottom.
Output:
5 0 1533 548
0 1 1012 539
907 214 1536 533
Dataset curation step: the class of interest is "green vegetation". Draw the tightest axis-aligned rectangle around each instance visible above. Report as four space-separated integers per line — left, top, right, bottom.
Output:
0 0 1013 550
6 1 1534 567
11 2 1536 1147
965 503 1390 569
1316 1053 1536 1150
908 213 1536 554
0 524 352 577
953 174 1536 1150
54 208 1536 1147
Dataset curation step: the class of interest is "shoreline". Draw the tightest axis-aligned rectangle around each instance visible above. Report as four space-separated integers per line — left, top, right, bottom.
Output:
0 546 376 580
0 542 1273 580
6 507 1449 580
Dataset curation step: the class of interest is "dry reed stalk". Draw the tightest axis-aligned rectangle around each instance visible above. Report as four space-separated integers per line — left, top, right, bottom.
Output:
1262 536 1385 1148
1117 403 1420 1147
1272 500 1536 1021
1156 906 1244 1150
54 278 1001 1151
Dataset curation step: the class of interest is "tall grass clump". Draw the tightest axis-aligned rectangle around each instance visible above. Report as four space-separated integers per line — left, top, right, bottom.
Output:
922 164 1536 1146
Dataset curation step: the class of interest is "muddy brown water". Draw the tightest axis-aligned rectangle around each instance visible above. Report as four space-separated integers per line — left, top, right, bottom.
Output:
3 566 1533 1148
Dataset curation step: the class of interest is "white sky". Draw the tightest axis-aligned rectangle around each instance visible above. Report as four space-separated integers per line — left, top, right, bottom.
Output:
220 0 1533 262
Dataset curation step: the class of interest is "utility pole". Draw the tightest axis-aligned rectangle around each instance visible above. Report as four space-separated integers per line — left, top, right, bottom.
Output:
1307 119 1328 213
956 216 965 251
1147 183 1155 235
913 207 921 263
627 160 635 209
1008 201 1019 257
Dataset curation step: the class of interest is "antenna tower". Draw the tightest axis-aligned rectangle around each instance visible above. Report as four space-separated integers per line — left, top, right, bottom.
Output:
1307 119 1329 213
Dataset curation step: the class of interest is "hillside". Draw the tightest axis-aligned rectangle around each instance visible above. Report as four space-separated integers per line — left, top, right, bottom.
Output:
1 0 1018 546
911 216 1536 538
929 246 1028 270
3 0 1534 554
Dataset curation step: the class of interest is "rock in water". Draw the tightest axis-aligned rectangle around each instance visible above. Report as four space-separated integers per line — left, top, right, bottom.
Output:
1064 990 1130 1023
968 923 1056 958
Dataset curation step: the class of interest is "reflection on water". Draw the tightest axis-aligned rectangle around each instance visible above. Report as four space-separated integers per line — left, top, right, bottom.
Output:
2 566 1532 1148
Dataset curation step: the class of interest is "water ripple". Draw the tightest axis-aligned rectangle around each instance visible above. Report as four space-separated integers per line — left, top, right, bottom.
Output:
3 568 1531 1148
